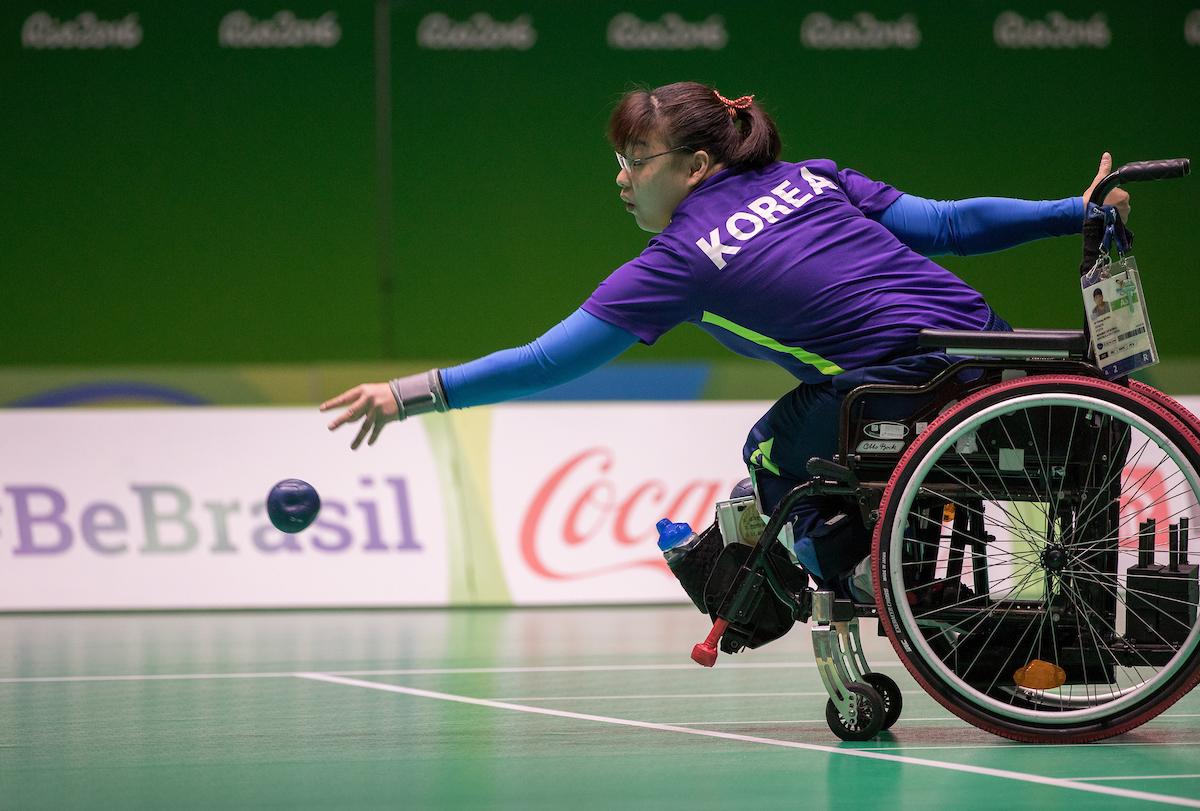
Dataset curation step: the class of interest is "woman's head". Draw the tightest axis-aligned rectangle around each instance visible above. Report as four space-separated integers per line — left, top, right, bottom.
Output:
608 81 782 232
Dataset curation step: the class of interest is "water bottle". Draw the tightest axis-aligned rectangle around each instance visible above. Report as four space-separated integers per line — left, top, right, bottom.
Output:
657 518 699 566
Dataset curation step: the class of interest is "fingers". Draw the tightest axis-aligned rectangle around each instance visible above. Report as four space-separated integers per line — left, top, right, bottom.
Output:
319 386 361 413
319 382 395 449
355 408 392 450
1083 152 1116 217
367 416 387 446
327 397 367 431
351 415 373 450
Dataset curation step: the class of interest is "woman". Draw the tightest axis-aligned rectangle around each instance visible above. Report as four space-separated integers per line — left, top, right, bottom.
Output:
321 81 1129 585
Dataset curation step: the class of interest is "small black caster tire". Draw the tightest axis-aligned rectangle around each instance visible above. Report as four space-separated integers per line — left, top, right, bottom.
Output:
862 672 903 730
825 682 885 741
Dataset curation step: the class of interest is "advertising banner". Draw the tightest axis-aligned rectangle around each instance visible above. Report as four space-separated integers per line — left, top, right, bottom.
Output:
0 402 763 610
488 404 759 605
0 408 448 609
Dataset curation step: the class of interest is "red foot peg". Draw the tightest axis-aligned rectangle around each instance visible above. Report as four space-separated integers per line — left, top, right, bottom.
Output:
691 618 729 667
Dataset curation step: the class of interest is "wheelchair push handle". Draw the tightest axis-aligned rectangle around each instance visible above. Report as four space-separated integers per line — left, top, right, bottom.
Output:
1080 157 1190 278
1088 158 1190 207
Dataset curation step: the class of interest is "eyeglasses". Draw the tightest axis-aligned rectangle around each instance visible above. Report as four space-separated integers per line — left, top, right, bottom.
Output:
615 146 691 173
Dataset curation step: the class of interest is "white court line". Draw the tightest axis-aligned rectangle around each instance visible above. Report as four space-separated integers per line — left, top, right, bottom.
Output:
332 661 910 675
0 671 299 684
295 672 1200 808
7 667 1197 755
1067 775 1200 783
0 660 901 684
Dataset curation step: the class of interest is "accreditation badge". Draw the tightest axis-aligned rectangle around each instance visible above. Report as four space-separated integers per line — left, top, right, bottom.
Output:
1081 255 1158 379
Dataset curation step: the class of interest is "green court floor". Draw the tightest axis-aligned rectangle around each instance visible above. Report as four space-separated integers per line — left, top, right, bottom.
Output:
2 606 1199 810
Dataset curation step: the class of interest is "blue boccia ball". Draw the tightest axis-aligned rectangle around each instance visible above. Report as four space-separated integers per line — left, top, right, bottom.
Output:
266 478 321 533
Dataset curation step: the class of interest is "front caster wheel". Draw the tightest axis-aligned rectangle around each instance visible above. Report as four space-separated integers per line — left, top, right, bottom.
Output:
825 682 885 741
862 672 903 730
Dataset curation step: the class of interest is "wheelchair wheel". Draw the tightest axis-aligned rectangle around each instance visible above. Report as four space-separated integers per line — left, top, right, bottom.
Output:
872 375 1200 743
862 672 903 730
825 682 885 741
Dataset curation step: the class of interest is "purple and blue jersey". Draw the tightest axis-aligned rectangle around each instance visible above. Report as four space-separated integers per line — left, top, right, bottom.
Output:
583 160 1071 384
441 160 1083 408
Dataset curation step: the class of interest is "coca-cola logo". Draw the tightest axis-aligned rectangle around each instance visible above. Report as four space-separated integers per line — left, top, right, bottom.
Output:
520 447 740 580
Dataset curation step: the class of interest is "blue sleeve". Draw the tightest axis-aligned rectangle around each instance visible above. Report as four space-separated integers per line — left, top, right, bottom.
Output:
876 193 1084 256
439 308 639 409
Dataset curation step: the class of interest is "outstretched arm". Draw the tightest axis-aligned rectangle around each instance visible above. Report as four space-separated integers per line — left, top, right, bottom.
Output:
877 153 1131 257
440 308 638 408
320 309 638 449
876 194 1083 256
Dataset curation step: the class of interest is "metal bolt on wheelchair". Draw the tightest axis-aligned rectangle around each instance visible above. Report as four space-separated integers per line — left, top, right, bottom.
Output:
677 158 1198 742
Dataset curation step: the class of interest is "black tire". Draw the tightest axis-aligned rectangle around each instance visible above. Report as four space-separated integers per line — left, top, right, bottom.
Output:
825 682 885 741
862 672 903 730
872 376 1200 743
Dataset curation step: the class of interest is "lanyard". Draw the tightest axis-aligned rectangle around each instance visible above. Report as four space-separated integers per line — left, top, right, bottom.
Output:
1086 201 1130 255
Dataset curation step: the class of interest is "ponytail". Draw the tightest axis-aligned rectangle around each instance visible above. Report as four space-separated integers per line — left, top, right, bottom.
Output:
726 96 781 171
608 81 781 172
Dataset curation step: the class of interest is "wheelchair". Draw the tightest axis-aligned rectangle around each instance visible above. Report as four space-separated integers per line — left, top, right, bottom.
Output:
680 158 1199 742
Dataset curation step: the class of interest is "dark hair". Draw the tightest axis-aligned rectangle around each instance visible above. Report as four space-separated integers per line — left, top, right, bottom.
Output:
607 81 782 172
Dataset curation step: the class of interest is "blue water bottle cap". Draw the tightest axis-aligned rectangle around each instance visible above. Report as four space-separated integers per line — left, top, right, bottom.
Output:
656 518 694 551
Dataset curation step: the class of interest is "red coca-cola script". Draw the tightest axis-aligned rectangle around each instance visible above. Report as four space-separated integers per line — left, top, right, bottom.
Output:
520 447 741 580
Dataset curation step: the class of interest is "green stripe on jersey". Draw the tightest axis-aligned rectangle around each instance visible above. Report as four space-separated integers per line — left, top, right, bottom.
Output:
750 437 780 476
700 311 844 376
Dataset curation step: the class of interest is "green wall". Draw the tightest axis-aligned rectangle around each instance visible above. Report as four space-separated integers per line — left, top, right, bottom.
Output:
3 1 1198 367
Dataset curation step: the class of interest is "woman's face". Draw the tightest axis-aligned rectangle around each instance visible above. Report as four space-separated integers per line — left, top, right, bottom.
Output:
615 136 710 233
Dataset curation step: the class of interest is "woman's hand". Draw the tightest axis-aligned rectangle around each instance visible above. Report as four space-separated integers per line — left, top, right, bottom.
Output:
320 382 399 450
1083 152 1131 222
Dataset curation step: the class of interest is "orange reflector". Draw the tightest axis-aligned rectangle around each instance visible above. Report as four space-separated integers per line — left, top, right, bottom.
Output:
1013 659 1067 690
